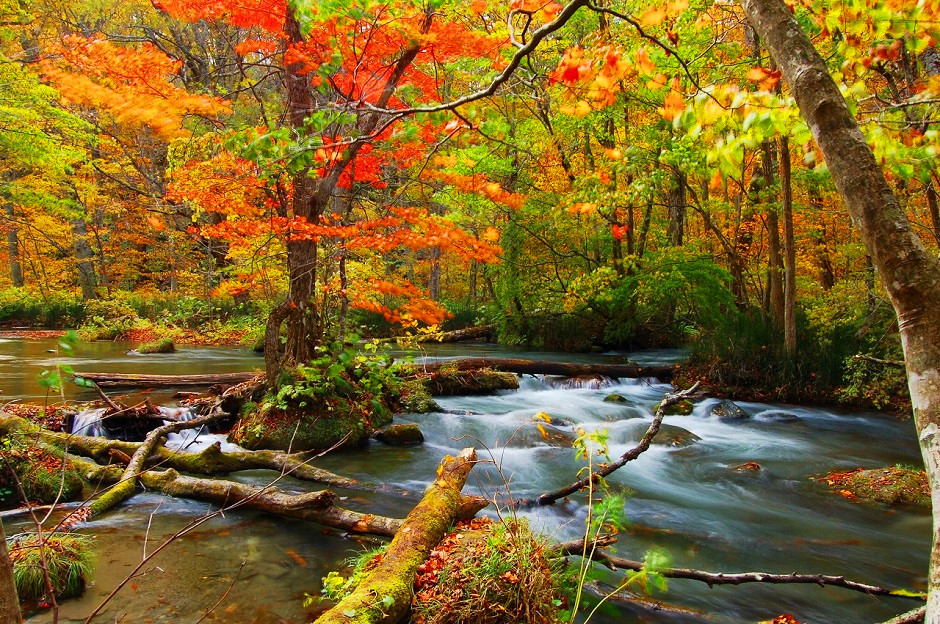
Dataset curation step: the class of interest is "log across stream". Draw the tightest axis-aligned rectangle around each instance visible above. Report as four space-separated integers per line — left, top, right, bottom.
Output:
0 339 930 624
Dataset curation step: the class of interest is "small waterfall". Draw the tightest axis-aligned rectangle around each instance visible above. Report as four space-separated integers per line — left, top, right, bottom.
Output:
542 375 618 390
71 408 108 437
156 405 197 422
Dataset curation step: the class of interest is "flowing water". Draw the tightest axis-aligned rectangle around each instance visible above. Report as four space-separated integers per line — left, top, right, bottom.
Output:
0 337 929 624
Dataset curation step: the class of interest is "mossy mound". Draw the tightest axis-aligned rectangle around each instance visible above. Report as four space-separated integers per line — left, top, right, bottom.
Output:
603 393 628 403
652 399 694 416
230 347 401 452
412 517 562 624
374 423 425 446
137 337 176 354
398 379 440 413
230 399 391 452
817 466 929 506
10 532 94 601
1 437 84 508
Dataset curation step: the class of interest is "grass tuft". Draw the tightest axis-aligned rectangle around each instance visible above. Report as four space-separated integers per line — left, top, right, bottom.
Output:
9 532 94 601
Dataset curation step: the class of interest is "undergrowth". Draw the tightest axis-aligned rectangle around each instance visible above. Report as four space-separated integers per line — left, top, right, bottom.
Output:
9 532 94 601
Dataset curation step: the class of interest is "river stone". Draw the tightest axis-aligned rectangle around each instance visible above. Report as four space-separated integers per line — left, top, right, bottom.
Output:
511 422 575 448
709 399 749 421
652 423 701 447
604 393 628 404
374 423 424 446
731 461 762 473
760 410 802 423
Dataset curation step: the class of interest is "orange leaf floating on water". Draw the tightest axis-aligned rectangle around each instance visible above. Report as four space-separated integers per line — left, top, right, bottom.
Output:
286 548 307 567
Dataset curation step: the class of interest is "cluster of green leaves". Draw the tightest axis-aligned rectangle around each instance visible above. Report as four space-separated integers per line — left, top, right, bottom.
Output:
267 337 401 412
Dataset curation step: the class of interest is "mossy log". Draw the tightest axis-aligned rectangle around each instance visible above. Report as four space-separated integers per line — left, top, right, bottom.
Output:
412 324 496 343
410 358 674 381
315 448 478 624
0 412 382 494
88 410 228 517
75 372 260 388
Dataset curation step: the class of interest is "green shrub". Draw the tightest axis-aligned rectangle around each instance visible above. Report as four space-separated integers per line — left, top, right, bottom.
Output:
0 288 84 327
9 532 94 601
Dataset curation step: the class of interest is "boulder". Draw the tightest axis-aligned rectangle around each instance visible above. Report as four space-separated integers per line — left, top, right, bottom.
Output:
603 393 628 404
374 424 425 446
709 399 749 421
652 399 695 416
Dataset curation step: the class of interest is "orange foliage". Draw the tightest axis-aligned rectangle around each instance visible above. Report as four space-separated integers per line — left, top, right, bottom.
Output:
41 36 228 138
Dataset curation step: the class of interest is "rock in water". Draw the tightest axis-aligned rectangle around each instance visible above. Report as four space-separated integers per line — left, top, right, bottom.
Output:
374 423 425 446
709 399 749 421
603 393 628 403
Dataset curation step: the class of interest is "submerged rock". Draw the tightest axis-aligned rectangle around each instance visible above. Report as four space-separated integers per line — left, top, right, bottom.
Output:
760 410 802 423
709 399 749 421
731 461 763 473
510 421 575 448
652 399 695 416
374 423 424 446
653 423 701 447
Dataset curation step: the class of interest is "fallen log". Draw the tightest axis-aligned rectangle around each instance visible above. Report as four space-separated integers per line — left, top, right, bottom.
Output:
413 324 496 343
75 371 260 388
315 448 478 624
410 358 675 380
88 410 228 517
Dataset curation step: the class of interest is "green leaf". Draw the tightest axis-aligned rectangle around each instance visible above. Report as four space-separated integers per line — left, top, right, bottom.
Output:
342 609 357 617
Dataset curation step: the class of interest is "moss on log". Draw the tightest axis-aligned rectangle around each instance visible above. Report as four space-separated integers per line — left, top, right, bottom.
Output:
422 368 519 396
315 448 478 624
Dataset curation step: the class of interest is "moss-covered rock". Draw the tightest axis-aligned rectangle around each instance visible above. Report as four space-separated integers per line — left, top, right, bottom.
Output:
425 368 518 396
230 400 391 452
137 337 175 354
817 466 929 506
603 393 628 403
374 423 425 446
652 399 695 416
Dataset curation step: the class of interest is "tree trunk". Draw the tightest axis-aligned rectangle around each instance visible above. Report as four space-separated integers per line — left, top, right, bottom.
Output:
761 141 784 327
666 170 686 247
779 136 797 353
0 520 20 624
738 0 940 619
4 205 23 288
927 179 940 247
71 218 97 300
412 357 674 380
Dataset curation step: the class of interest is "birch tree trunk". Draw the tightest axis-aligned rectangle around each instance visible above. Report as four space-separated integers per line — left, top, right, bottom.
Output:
738 0 940 618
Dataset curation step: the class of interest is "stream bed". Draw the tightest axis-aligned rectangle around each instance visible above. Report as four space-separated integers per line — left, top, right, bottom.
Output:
1 337 930 623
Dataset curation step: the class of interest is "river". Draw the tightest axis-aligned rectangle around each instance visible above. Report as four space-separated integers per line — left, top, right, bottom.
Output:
0 337 929 623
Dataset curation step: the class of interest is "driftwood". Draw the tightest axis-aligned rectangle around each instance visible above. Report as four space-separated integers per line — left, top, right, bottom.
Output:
528 383 699 507
76 371 260 388
413 324 496 343
314 448 478 624
585 548 926 601
880 606 926 624
412 357 674 380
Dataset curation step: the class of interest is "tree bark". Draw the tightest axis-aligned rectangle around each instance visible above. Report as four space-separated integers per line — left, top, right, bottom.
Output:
4 205 23 288
738 0 940 618
413 325 495 343
927 179 940 247
71 218 97 301
314 448 477 624
779 136 797 354
0 520 20 624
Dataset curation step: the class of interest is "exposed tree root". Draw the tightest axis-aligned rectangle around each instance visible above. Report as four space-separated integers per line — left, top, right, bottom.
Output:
314 448 478 624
